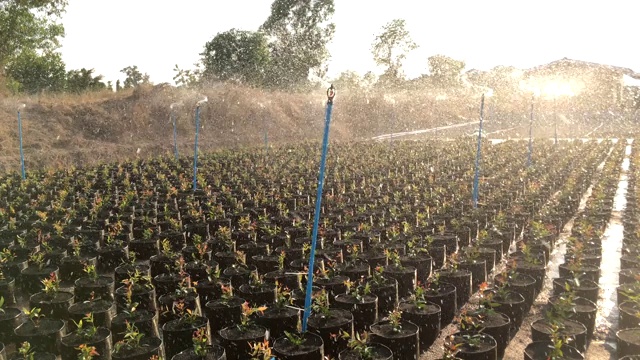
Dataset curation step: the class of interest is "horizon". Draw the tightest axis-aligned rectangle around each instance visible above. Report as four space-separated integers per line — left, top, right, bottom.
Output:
59 0 640 86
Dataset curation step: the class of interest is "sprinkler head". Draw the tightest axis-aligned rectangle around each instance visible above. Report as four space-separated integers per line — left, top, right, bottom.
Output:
18 104 26 110
170 102 183 110
196 96 208 106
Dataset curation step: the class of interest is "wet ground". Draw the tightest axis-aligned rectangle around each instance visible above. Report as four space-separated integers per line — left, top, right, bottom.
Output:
420 139 633 360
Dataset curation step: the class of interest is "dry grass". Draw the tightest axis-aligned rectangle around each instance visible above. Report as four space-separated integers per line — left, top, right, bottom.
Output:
0 82 586 174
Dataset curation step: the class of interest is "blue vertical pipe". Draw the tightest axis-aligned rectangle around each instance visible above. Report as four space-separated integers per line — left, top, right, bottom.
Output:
172 112 179 160
18 110 25 180
527 98 533 167
264 113 268 153
302 85 335 332
472 94 485 208
192 106 201 191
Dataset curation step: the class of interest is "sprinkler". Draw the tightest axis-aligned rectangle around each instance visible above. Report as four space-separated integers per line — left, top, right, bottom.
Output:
472 94 485 208
302 85 336 332
193 96 208 191
170 102 183 160
17 104 26 180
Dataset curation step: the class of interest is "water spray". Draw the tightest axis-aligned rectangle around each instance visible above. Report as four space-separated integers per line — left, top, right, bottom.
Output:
302 85 336 332
170 102 183 160
528 96 534 167
193 96 208 191
472 94 485 208
554 98 558 146
17 104 26 180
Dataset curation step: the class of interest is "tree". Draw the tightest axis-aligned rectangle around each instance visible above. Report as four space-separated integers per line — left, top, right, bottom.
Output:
66 68 106 93
5 50 66 93
201 29 270 86
0 0 67 67
371 19 417 84
173 64 201 88
121 65 150 88
261 0 335 89
428 54 465 88
331 71 363 91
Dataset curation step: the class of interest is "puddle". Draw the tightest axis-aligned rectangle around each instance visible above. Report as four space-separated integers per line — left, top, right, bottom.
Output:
594 139 633 346
499 141 619 360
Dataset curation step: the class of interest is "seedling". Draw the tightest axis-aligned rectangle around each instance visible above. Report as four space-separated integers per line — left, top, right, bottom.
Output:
18 341 35 360
347 332 375 360
29 251 46 270
41 272 59 296
284 331 305 346
192 328 208 356
238 302 267 331
76 344 99 360
344 279 371 302
23 307 42 327
387 308 403 332
442 335 463 360
277 251 286 271
83 264 98 281
384 249 403 268
114 321 144 353
248 339 272 360
274 282 293 308
73 313 99 340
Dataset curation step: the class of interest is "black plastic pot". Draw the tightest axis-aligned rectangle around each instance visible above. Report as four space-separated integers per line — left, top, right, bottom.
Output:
194 278 229 305
617 328 640 358
494 273 537 310
425 282 457 326
438 269 472 309
400 255 432 284
29 291 74 320
171 345 226 360
60 327 112 360
20 266 59 294
59 256 97 283
219 324 267 360
273 331 324 360
111 310 159 343
236 283 275 307
369 280 398 319
483 290 526 331
334 294 378 333
383 265 417 298
0 276 16 306
399 301 441 352
531 318 587 353
204 296 245 340
552 278 599 304
115 284 157 313
446 331 497 360
337 343 393 360
162 316 209 360
97 245 129 272
619 302 640 330
14 318 66 355
257 306 300 340
370 320 419 360
514 261 546 294
523 341 584 360
111 336 162 360
458 260 486 292
74 275 115 302
313 276 348 304
68 299 116 331
307 309 353 359
0 307 21 343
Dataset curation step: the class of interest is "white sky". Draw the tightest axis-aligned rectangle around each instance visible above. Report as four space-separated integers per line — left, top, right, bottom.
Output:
59 0 640 85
